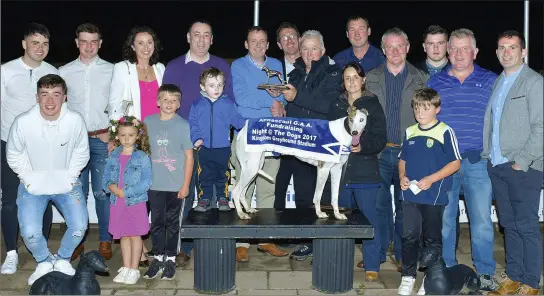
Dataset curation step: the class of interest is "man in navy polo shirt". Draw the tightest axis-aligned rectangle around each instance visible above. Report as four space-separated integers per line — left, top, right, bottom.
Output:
333 16 385 73
427 28 498 291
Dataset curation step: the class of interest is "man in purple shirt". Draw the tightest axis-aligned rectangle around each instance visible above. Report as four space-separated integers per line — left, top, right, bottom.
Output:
162 20 233 268
162 20 233 120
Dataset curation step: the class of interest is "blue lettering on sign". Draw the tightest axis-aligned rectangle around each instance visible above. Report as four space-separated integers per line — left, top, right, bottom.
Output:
245 117 350 162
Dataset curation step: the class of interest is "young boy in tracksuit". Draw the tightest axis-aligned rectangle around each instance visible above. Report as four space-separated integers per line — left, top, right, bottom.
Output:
188 67 246 212
397 88 461 295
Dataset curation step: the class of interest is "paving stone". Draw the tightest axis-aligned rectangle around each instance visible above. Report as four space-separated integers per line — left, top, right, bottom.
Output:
299 288 357 295
269 271 312 289
238 289 297 295
0 290 31 295
175 289 236 295
149 270 194 289
290 258 313 271
114 289 175 295
101 289 113 295
236 271 268 289
0 270 32 290
361 288 399 295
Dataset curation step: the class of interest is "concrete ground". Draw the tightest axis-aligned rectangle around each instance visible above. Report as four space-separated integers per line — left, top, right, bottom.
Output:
1 224 543 295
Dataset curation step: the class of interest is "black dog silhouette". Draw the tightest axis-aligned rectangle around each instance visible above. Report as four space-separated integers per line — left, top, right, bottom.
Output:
29 250 109 295
418 246 481 295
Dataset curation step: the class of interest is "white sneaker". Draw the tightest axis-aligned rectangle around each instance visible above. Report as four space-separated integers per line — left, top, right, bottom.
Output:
124 269 140 285
1 250 18 274
53 259 75 276
398 276 416 295
28 261 54 286
417 277 426 295
113 267 129 283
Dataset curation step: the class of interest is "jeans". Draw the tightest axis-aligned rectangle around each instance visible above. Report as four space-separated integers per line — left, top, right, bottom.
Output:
442 158 495 275
488 161 543 288
1 140 52 252
80 137 111 242
377 146 402 262
149 190 183 257
17 183 88 262
340 186 381 272
402 201 444 277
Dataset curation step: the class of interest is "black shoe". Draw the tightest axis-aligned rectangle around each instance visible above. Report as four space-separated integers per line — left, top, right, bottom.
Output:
143 258 164 279
161 260 176 280
290 244 313 261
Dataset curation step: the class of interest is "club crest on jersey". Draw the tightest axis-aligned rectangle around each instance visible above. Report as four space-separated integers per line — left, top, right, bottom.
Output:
426 138 434 148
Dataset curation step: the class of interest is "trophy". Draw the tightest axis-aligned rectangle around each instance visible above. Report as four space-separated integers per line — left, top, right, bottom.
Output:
257 66 289 90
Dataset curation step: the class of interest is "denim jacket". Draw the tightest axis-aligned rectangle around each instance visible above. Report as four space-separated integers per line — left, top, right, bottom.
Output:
102 146 152 206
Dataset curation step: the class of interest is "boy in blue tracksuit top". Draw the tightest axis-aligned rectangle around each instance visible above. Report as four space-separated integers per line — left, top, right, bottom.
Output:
188 67 246 212
396 88 461 295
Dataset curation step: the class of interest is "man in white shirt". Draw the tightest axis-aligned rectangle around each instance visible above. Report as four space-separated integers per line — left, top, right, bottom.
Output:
7 74 90 285
59 23 114 263
0 23 58 275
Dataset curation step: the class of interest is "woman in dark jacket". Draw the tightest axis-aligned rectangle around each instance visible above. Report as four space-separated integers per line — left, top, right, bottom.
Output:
328 62 387 282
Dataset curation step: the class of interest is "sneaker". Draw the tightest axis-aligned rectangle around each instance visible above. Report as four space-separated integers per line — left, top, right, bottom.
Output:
143 258 164 279
113 267 129 283
218 198 230 211
124 269 140 284
161 259 176 280
53 258 75 276
479 274 497 291
290 244 313 261
1 250 18 274
194 199 211 212
398 276 416 296
417 276 426 295
28 261 54 286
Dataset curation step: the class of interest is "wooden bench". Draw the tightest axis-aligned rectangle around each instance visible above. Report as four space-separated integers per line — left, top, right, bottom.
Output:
180 208 374 294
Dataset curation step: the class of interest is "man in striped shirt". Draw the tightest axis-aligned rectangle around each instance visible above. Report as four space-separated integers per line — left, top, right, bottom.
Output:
427 28 498 291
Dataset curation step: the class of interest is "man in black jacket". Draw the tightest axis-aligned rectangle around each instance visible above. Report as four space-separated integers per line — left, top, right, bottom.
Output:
414 25 450 77
279 29 342 261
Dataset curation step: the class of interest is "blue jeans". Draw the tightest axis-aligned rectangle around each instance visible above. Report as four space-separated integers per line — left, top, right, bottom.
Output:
340 186 381 272
80 137 111 242
17 183 88 262
488 161 543 288
442 158 495 275
377 146 402 262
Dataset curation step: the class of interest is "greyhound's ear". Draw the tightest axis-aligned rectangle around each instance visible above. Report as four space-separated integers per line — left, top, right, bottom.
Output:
359 108 369 116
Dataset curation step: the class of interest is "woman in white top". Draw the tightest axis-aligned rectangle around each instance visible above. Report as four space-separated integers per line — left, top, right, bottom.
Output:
109 25 165 122
108 25 165 267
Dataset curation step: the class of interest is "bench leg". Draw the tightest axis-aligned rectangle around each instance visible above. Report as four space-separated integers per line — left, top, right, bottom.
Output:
312 238 355 294
194 238 236 294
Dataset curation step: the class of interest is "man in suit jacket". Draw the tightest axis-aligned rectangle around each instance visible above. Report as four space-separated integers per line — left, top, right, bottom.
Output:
483 30 543 296
364 27 428 278
275 22 300 83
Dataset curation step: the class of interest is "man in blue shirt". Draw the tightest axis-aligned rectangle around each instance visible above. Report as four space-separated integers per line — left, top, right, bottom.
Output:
333 16 385 73
484 31 543 296
427 28 498 291
230 26 288 261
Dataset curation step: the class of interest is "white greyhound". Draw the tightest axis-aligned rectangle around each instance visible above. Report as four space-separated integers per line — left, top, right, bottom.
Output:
232 106 368 220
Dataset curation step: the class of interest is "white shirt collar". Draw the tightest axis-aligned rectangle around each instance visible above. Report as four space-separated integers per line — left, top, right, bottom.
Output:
77 55 100 67
185 50 210 64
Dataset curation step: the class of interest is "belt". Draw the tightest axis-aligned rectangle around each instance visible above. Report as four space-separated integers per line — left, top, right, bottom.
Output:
88 128 109 137
386 142 401 147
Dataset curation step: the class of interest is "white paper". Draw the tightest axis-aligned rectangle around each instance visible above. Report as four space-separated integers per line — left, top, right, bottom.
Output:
409 180 422 195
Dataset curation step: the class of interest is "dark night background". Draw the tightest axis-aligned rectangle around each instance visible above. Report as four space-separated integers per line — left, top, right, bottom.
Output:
1 1 543 74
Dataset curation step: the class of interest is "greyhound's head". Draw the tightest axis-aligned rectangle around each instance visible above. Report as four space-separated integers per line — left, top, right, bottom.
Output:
79 250 109 273
347 106 368 147
418 246 443 269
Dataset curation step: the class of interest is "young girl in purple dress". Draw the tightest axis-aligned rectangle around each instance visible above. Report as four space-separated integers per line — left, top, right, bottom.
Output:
102 116 152 284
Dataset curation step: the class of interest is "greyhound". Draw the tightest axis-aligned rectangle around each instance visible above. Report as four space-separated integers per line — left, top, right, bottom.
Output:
232 106 368 220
